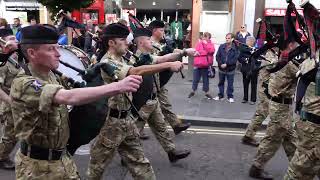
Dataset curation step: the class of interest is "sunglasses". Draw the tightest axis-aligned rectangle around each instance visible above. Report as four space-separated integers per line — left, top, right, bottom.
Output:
241 26 245 29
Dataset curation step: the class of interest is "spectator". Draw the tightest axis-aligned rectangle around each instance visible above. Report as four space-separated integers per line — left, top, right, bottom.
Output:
236 24 251 44
30 18 37 25
11 18 22 35
213 33 239 103
0 18 9 29
188 32 215 99
238 36 258 105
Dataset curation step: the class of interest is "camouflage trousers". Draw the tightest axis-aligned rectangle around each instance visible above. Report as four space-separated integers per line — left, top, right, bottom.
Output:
87 115 155 180
136 99 175 152
253 100 297 169
0 109 17 160
15 150 80 180
158 87 181 128
284 120 320 180
244 90 269 138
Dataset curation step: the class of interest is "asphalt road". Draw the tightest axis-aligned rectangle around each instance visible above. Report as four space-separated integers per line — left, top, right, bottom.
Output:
0 126 290 180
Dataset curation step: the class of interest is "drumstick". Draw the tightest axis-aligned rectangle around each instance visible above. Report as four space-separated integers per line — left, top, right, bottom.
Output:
59 60 86 75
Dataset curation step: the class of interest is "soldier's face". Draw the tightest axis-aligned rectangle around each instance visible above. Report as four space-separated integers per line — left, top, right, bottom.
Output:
140 36 153 51
111 38 128 56
153 28 164 40
31 44 61 70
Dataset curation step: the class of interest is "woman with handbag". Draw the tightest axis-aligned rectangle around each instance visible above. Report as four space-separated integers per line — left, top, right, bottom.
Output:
188 32 215 99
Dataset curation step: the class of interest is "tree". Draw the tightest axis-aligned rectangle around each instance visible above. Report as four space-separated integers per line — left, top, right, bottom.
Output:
38 0 95 19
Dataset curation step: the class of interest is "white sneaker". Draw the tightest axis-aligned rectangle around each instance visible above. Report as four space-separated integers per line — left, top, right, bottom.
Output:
213 96 223 101
228 98 235 103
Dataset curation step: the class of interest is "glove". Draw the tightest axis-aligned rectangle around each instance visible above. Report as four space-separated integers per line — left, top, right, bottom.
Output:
100 63 118 79
134 54 153 67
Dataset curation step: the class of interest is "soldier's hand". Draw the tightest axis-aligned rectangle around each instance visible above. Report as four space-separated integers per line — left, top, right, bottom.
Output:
185 48 198 57
2 40 18 54
118 75 142 93
169 61 184 72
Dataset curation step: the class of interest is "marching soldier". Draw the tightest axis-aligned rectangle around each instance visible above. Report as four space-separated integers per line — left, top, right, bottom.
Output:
10 25 143 179
87 23 185 180
0 28 19 169
242 49 278 146
249 41 299 179
149 20 191 135
284 53 320 180
131 28 195 162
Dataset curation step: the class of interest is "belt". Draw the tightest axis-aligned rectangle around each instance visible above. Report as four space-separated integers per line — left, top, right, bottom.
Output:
270 96 292 104
301 111 320 124
109 108 130 119
20 141 66 161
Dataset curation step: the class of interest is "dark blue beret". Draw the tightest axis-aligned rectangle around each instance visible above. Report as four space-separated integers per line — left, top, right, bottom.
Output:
0 28 13 38
148 20 165 30
133 28 152 39
102 23 129 38
20 25 59 44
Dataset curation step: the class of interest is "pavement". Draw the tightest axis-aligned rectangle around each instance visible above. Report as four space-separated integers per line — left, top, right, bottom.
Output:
0 127 290 180
166 68 268 128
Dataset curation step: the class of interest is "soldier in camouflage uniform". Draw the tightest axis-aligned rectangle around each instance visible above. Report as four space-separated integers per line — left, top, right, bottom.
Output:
149 20 191 136
242 49 278 147
87 23 184 180
284 56 320 180
0 29 20 169
249 42 299 179
130 28 195 162
11 25 142 179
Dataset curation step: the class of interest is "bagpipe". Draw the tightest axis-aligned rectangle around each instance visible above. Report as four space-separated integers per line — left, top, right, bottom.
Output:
128 12 185 88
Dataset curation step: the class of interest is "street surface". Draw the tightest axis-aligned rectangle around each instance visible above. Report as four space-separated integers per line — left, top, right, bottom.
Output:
0 126 290 180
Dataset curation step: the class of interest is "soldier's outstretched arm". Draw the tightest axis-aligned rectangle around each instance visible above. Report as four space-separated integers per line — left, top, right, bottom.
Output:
53 75 142 106
154 48 197 64
128 61 183 76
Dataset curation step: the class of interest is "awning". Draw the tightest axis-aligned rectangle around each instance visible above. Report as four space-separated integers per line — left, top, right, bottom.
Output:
5 1 41 11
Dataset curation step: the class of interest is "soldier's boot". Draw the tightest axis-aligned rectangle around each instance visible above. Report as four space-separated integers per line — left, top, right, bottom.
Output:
168 149 191 163
173 123 191 135
242 136 259 147
139 130 150 140
0 158 15 170
249 165 273 180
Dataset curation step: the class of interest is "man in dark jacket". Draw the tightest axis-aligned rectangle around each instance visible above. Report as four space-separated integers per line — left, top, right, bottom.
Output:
214 33 239 103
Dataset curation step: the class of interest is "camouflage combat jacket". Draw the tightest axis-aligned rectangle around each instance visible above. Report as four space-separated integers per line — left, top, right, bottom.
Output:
100 52 133 110
0 61 20 113
268 61 299 98
10 65 69 149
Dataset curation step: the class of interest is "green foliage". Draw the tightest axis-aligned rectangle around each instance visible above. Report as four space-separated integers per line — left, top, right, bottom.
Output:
38 0 95 17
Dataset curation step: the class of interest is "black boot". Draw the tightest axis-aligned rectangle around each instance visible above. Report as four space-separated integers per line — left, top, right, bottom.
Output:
242 136 259 147
168 149 191 163
249 165 273 180
139 130 149 140
173 123 191 135
0 159 15 170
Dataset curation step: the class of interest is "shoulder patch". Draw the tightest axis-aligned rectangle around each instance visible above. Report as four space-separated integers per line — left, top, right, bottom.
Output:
30 80 43 91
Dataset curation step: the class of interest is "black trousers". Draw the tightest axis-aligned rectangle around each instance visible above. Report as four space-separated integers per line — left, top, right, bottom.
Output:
241 71 258 102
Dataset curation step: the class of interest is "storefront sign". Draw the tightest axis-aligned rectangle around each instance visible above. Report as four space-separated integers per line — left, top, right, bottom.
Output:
5 1 40 11
265 8 304 16
105 14 117 24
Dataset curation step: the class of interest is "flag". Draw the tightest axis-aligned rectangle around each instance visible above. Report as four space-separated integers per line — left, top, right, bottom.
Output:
128 12 144 32
303 2 320 59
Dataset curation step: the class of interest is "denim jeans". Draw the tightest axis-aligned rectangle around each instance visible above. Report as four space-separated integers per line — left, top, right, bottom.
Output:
218 71 235 98
192 68 209 92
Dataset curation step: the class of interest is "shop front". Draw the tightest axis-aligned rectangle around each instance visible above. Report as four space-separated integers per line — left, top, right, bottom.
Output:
0 0 42 24
264 0 320 35
71 0 105 25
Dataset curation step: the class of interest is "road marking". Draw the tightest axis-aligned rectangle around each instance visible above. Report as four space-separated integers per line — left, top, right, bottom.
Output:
195 131 265 138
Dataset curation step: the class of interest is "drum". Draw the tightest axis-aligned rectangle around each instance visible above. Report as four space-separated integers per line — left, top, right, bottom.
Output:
57 45 90 83
57 45 108 155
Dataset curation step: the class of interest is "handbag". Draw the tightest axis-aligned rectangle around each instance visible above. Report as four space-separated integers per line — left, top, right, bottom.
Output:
205 53 215 78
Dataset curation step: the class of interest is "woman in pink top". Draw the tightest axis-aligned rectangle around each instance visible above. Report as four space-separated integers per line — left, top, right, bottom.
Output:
188 32 215 99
